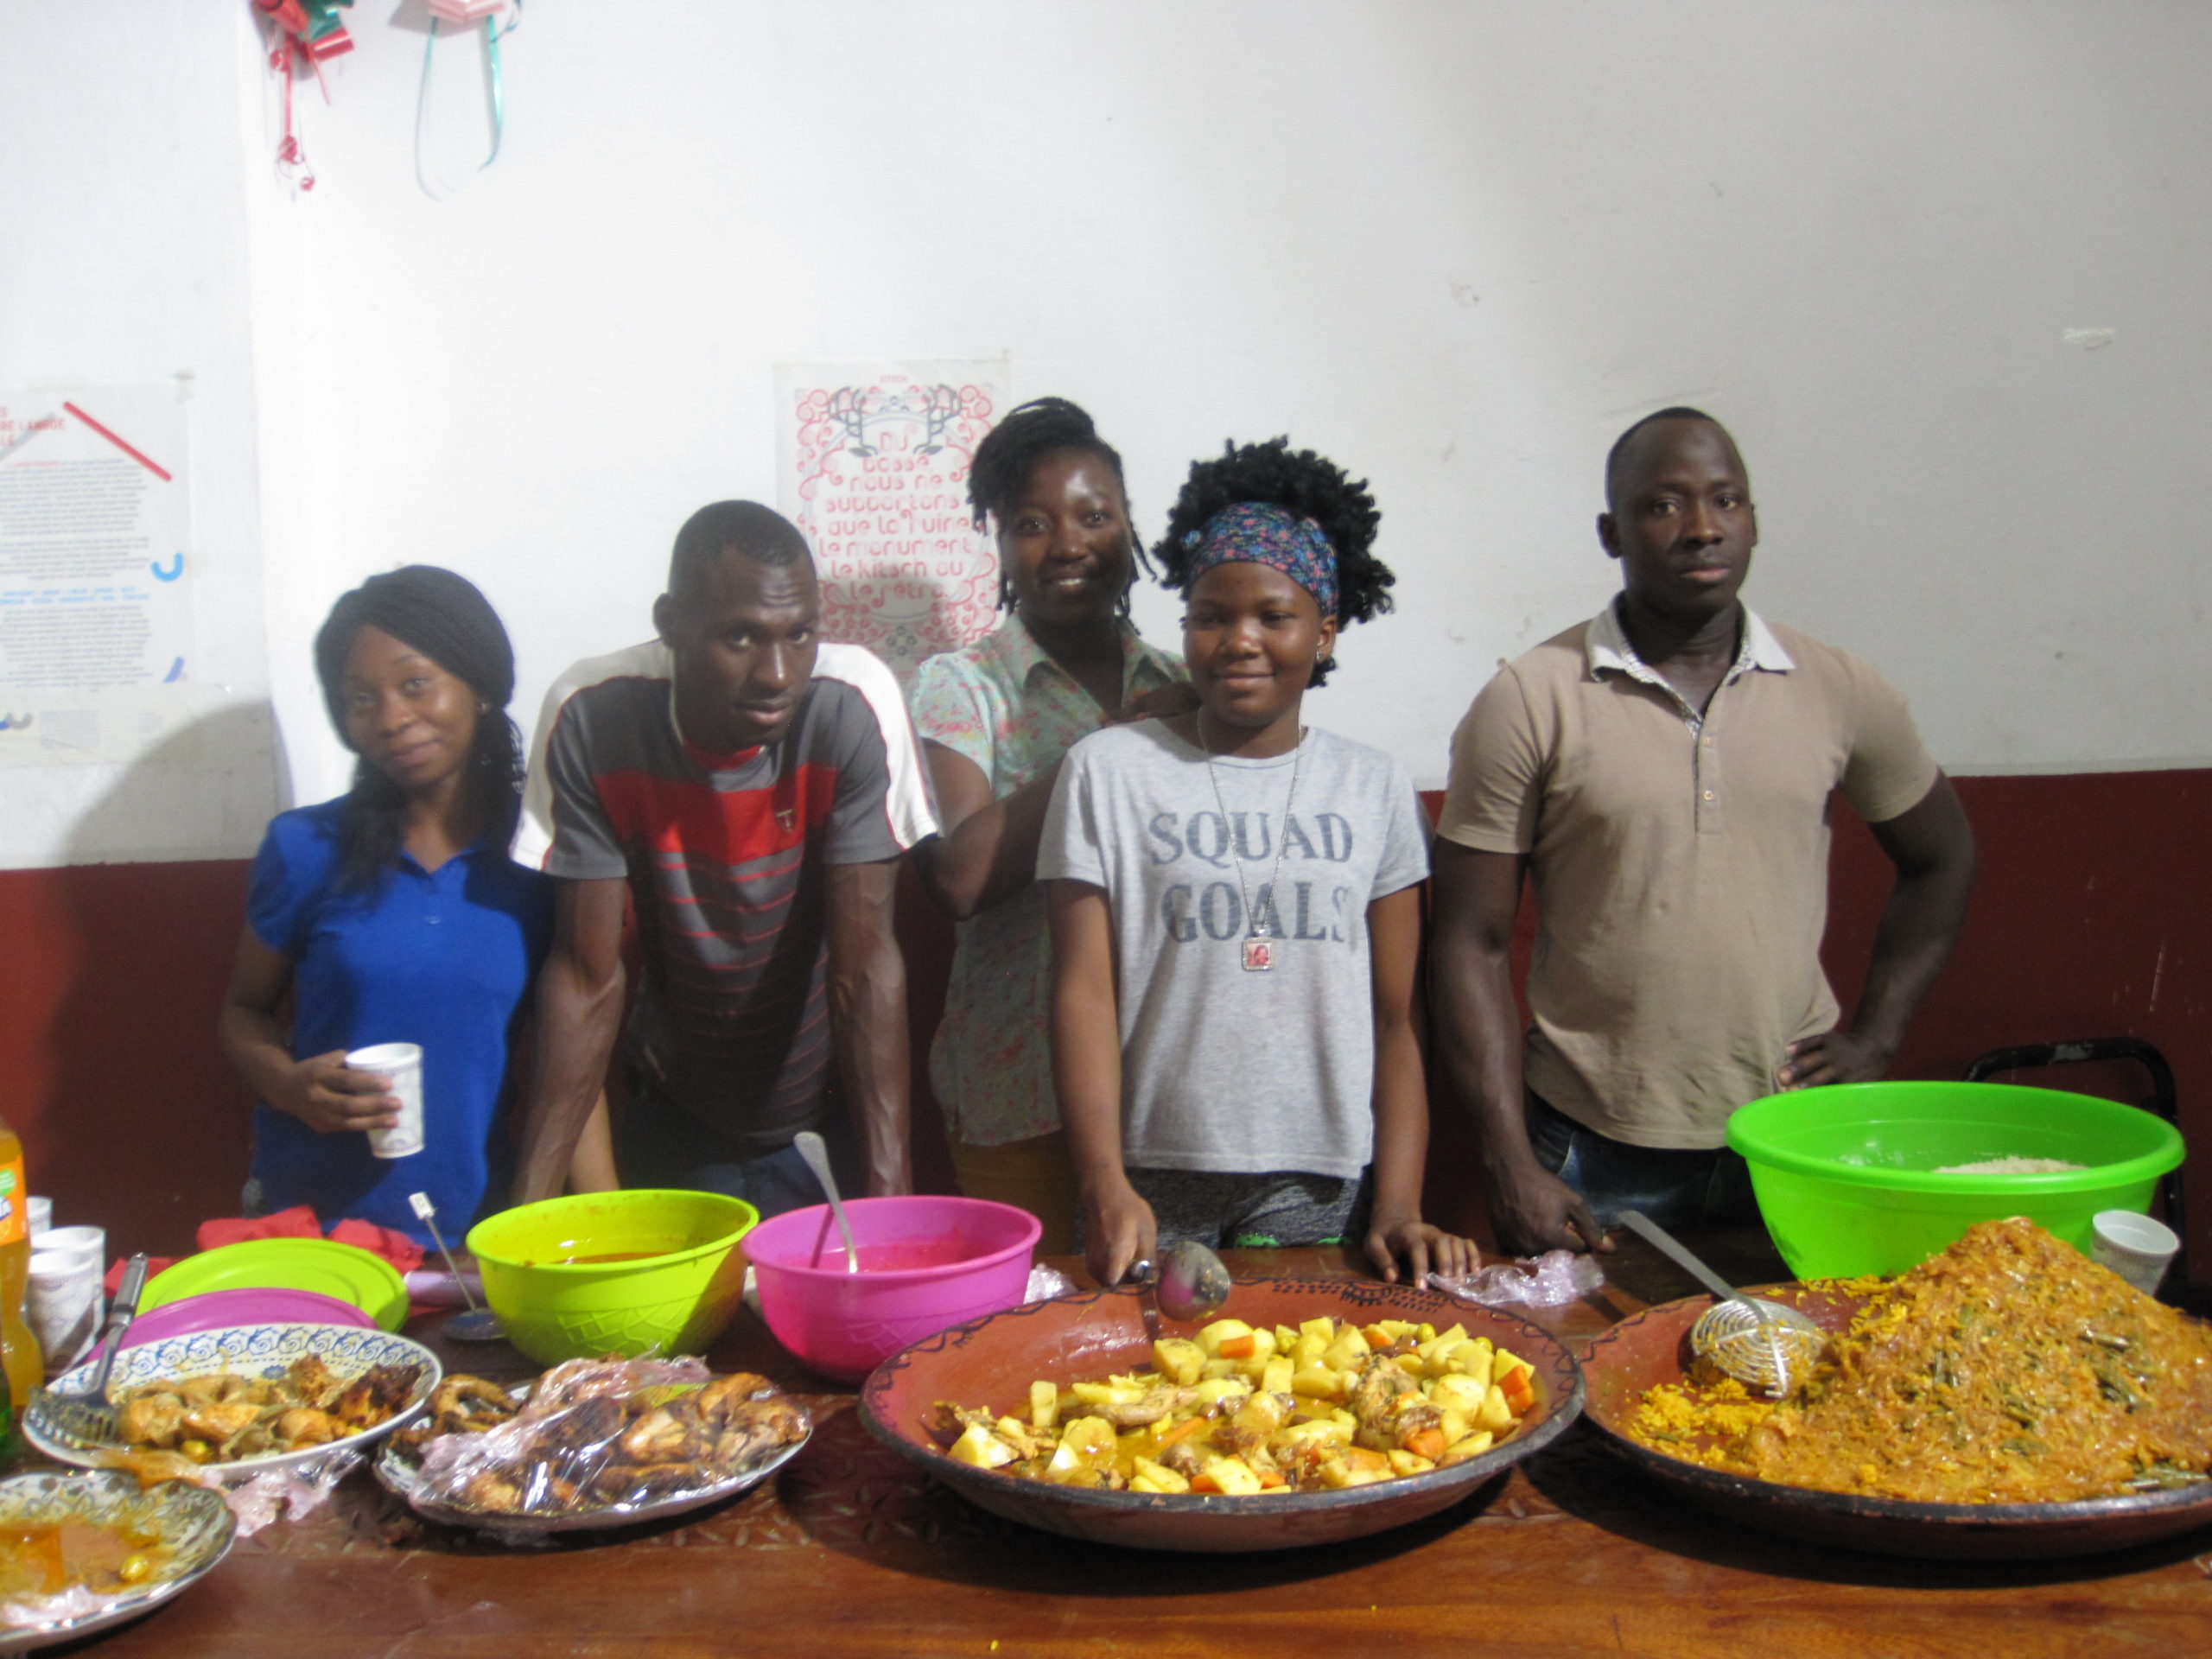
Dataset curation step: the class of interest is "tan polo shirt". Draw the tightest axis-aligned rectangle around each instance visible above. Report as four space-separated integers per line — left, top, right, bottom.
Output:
1437 602 1940 1149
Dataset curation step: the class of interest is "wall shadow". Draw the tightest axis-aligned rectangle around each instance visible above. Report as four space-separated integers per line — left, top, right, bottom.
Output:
12 702 290 1254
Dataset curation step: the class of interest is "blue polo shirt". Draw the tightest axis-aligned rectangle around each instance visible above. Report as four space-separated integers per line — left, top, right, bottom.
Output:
245 798 552 1243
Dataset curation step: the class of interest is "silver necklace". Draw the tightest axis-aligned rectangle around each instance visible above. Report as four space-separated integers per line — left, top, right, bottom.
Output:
1197 717 1303 973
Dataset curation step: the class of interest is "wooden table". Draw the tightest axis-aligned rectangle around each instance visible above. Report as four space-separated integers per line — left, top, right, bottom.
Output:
74 1233 2212 1657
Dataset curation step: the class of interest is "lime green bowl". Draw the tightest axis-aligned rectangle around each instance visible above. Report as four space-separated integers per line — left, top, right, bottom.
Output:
466 1190 758 1365
1726 1081 2183 1281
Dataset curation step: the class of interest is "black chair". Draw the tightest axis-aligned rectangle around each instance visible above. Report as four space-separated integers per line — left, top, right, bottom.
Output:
1963 1037 2190 1300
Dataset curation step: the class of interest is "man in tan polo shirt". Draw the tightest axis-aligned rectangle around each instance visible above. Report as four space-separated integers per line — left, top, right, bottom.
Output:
1430 408 1978 1255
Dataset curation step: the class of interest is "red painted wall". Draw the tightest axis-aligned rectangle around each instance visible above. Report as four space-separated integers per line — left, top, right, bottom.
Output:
3 770 2204 1284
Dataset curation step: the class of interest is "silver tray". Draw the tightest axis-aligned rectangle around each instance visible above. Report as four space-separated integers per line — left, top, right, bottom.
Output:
373 1423 810 1536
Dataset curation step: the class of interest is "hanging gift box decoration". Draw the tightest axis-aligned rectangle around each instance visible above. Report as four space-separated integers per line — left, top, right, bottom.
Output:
254 0 355 188
426 0 506 20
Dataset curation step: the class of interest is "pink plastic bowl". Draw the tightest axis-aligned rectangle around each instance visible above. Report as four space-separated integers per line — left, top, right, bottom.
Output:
745 1196 1041 1383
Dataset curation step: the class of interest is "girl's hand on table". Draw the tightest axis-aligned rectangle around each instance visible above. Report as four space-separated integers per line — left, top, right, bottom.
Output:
275 1050 402 1135
1365 1215 1478 1286
1082 1180 1157 1289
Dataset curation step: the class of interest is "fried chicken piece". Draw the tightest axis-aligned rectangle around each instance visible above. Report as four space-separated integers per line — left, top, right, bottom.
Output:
428 1375 518 1434
618 1401 706 1465
118 1392 186 1449
177 1374 251 1410
182 1400 267 1443
90 1446 210 1486
710 1396 810 1474
694 1371 778 1423
287 1354 337 1402
275 1408 345 1447
459 1470 525 1511
325 1363 425 1429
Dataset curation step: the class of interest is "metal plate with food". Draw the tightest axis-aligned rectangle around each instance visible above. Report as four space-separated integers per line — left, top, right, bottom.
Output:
1581 1218 2212 1559
859 1276 1585 1553
0 1471 236 1653
23 1322 440 1478
374 1359 813 1535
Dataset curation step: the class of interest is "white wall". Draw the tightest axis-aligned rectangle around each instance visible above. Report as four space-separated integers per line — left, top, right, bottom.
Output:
8 0 2209 862
0 0 279 864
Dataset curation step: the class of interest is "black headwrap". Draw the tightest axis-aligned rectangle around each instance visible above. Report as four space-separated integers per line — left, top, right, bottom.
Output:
313 564 516 742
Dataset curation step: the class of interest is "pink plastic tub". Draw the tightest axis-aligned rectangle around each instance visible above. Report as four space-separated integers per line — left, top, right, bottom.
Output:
745 1196 1041 1382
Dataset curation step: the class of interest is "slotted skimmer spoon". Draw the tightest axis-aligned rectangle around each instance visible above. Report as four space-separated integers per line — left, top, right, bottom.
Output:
28 1252 148 1449
1615 1210 1826 1398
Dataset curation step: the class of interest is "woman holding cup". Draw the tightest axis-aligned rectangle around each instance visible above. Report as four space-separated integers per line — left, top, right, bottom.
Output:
219 568 612 1246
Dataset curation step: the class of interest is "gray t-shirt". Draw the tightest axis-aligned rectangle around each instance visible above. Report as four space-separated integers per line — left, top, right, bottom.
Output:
1039 721 1430 1179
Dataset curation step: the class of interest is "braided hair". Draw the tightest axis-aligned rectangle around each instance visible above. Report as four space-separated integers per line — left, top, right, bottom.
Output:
966 397 1155 610
1153 438 1391 687
311 566 526 893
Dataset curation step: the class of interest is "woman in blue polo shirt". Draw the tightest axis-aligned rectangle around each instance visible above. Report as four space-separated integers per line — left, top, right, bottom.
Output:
218 567 605 1244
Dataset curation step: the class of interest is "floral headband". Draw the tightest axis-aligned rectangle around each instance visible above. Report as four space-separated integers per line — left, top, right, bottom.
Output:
1181 502 1338 617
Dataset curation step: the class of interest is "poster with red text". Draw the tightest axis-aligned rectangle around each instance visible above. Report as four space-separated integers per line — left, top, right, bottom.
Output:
776 359 1008 681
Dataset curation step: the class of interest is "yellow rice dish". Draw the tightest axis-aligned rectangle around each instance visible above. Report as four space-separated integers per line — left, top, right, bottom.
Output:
1630 1217 2212 1503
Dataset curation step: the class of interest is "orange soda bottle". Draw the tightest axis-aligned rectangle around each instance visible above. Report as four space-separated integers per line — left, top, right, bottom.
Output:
0 1117 43 1414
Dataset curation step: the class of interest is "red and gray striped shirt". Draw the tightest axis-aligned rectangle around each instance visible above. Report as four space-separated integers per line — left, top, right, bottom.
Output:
517 641 935 1152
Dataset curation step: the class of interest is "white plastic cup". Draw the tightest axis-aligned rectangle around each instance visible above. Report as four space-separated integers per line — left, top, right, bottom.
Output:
27 1250 102 1373
26 1197 51 1238
347 1042 426 1159
2092 1209 2179 1295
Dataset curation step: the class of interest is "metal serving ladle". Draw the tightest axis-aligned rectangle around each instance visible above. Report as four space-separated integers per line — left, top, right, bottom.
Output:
1123 1238 1232 1325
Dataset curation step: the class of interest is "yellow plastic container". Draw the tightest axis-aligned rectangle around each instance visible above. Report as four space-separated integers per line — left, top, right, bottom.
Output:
467 1190 758 1365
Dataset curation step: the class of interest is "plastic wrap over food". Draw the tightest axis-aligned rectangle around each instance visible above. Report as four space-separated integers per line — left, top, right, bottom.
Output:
1025 1264 1078 1303
89 1443 361 1537
1428 1250 1605 1309
400 1357 810 1519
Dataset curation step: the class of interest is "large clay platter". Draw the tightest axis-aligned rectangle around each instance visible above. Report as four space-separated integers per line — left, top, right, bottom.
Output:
1580 1283 2212 1559
860 1276 1584 1553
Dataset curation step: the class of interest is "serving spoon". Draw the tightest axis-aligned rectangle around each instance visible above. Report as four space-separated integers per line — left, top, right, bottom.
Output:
1615 1210 1826 1398
1123 1238 1232 1325
794 1131 860 1273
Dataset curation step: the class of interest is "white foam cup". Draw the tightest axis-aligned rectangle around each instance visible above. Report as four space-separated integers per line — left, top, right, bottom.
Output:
347 1042 426 1159
30 1224 103 1272
27 1249 102 1372
26 1197 51 1237
2091 1209 2179 1295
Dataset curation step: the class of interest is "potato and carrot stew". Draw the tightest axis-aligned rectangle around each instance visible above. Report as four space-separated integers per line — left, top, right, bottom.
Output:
924 1315 1539 1495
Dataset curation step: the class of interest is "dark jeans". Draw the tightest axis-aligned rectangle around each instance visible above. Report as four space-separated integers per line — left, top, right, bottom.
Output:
1526 1093 1758 1230
620 1084 860 1221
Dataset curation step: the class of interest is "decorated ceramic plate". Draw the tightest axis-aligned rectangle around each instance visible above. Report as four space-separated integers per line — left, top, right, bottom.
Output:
0 1471 235 1653
26 1322 441 1479
860 1276 1585 1553
1581 1285 2212 1559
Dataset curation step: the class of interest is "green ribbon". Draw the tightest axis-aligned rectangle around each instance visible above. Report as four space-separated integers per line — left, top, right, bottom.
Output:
420 1 522 181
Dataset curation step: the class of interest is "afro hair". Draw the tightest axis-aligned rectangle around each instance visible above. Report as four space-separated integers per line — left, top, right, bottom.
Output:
1153 437 1392 686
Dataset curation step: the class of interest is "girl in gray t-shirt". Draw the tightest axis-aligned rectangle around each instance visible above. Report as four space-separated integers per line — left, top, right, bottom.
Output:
1039 439 1479 1292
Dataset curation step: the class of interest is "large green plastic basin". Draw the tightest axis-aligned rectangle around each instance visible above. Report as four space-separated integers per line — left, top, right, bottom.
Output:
467 1189 758 1365
1725 1081 2183 1280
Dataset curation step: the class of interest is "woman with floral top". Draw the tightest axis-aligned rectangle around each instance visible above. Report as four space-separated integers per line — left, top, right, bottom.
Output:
910 398 1192 1249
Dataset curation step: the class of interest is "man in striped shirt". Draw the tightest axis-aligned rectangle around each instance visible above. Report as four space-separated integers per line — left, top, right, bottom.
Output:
512 501 937 1211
